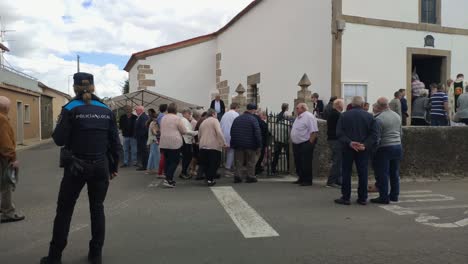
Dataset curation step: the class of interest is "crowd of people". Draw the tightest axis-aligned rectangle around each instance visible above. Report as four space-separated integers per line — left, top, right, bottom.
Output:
119 71 468 194
118 98 270 187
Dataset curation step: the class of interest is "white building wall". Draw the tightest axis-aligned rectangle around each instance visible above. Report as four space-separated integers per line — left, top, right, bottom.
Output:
441 0 468 29
217 0 332 111
129 39 217 107
341 23 468 105
342 0 419 23
343 0 468 30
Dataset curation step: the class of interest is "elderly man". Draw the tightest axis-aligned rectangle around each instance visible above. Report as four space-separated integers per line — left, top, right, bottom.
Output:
0 96 25 223
210 94 226 121
291 103 319 186
454 86 468 125
220 103 240 175
389 91 402 118
326 98 344 188
119 106 137 167
230 103 262 183
134 105 149 171
335 96 379 205
371 97 403 204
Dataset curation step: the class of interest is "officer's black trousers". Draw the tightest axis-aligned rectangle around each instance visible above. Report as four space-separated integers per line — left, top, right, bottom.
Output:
48 158 109 260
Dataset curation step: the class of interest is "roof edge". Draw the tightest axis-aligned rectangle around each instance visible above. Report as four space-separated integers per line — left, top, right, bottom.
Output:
124 0 262 72
0 43 9 52
39 82 72 99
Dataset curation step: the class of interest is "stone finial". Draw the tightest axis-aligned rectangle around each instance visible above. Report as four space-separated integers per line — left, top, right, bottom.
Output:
236 83 246 94
298 73 311 89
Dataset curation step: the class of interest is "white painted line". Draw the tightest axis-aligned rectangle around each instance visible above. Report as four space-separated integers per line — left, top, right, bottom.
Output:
399 194 447 198
354 190 433 194
211 186 279 239
397 196 455 203
399 204 468 211
259 176 297 182
379 205 417 215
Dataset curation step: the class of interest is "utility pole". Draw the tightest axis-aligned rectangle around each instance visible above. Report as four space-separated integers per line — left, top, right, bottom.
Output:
77 54 80 72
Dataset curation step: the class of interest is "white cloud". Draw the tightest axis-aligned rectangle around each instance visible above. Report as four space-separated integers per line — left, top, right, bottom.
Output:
0 0 253 97
5 53 127 98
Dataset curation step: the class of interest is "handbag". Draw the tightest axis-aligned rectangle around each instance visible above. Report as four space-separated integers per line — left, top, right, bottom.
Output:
0 162 18 191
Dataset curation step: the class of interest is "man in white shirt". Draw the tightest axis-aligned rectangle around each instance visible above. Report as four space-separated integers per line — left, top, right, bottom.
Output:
290 103 319 186
220 103 240 175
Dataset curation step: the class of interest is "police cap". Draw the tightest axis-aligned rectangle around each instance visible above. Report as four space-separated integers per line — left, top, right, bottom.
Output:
73 72 94 86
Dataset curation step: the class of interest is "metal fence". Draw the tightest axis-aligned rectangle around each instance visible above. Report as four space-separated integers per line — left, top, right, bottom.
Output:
266 111 293 176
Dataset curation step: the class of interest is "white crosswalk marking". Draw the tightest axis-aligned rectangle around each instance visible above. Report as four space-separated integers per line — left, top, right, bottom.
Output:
211 186 279 239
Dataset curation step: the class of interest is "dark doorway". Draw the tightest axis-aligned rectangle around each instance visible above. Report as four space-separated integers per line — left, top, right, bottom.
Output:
412 55 443 90
41 95 53 139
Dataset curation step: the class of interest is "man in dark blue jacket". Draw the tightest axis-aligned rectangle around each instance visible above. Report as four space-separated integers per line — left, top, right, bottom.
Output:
399 88 408 126
334 96 379 206
134 105 149 171
230 103 262 183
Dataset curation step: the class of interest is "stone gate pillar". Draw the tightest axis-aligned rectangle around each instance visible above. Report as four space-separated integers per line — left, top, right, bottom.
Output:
294 73 314 111
232 84 247 112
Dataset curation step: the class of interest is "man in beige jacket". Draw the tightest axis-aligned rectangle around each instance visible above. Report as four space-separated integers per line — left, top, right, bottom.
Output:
0 96 25 223
198 108 226 186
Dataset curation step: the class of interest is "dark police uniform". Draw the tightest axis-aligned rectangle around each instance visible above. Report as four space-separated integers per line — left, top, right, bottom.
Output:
41 73 121 264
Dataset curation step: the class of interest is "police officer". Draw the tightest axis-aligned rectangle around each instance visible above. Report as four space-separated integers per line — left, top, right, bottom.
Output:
41 73 122 264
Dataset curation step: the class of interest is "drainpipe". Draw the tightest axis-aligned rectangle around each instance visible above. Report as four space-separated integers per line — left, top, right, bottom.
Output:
38 95 42 141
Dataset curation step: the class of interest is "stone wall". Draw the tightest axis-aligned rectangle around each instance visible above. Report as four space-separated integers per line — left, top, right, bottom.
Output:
311 120 468 179
216 53 230 104
137 64 156 90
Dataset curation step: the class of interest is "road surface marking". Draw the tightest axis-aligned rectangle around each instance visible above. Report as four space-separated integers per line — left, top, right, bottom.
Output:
396 196 455 203
211 186 279 239
259 176 297 182
379 191 468 229
355 190 433 194
415 214 468 228
148 179 163 188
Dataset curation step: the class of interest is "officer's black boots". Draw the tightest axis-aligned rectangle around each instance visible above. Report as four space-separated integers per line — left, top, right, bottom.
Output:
39 256 62 264
88 253 102 264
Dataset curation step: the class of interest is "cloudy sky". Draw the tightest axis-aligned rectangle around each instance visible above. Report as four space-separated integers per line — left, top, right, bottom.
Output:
0 0 252 98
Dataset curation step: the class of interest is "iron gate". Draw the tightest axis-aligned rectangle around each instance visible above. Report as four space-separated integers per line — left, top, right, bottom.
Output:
266 111 292 176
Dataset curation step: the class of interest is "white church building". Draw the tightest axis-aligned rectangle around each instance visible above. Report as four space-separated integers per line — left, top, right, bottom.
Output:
124 0 468 111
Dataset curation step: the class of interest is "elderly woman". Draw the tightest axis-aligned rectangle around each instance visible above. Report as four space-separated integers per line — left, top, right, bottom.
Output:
159 103 197 188
411 89 431 126
180 109 197 179
198 109 226 186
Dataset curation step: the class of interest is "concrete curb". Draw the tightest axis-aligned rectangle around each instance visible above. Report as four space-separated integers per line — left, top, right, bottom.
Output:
16 138 53 152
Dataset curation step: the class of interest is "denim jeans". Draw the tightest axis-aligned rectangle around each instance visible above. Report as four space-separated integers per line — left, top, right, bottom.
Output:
341 149 370 202
123 137 137 165
431 116 448 126
147 143 160 171
374 145 402 201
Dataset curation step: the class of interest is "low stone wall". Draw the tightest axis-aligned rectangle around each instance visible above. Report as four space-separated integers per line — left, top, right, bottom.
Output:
311 120 468 179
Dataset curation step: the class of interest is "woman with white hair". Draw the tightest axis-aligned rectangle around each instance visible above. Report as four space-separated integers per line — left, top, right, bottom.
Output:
411 89 431 126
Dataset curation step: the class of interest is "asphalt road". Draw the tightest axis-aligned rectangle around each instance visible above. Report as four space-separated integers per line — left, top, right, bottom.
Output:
1 142 468 264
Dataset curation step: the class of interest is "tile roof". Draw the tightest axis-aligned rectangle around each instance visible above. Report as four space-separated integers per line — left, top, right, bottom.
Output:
124 0 262 72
